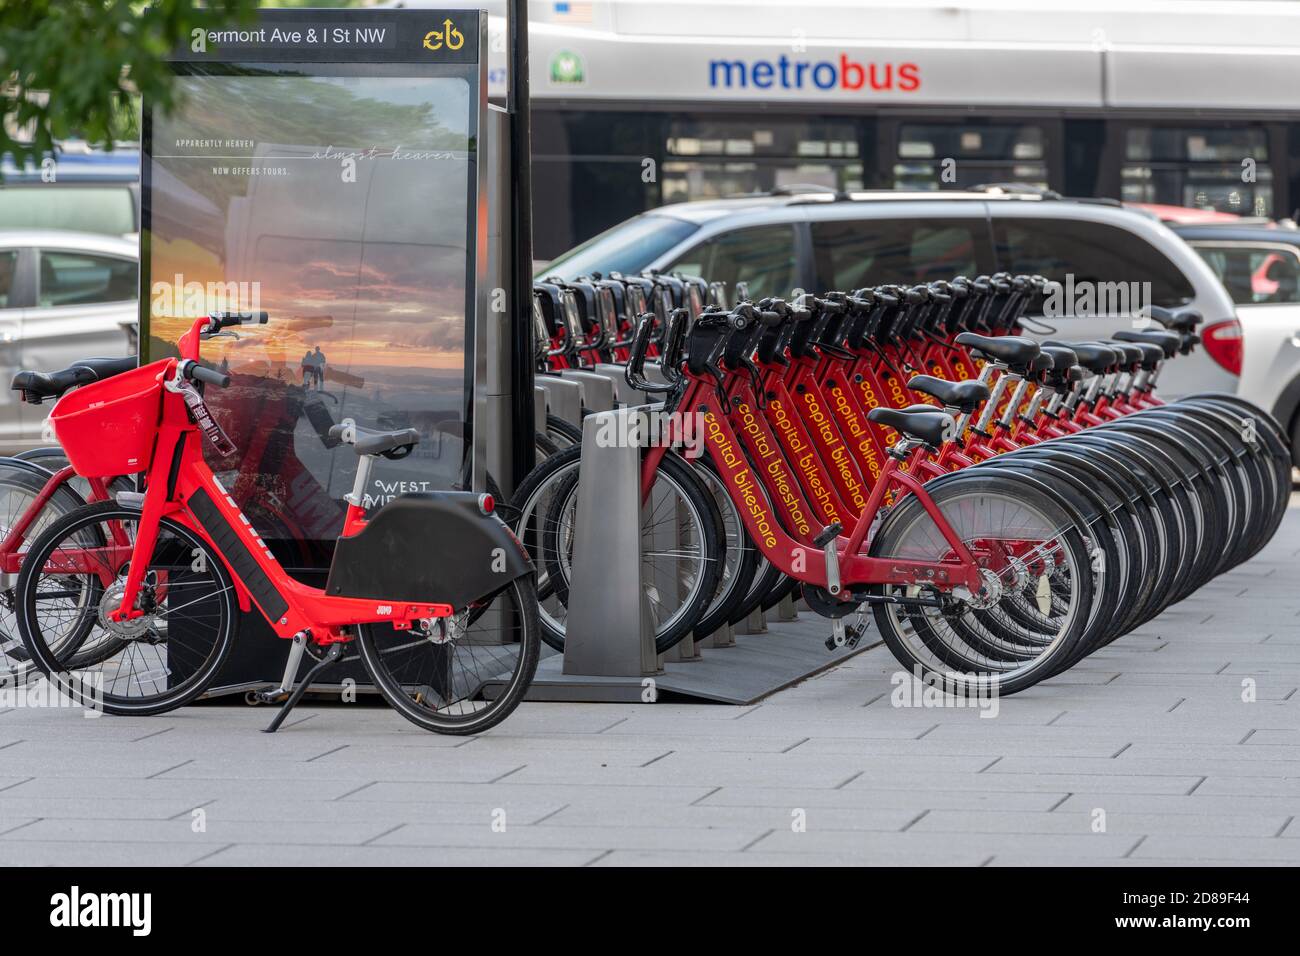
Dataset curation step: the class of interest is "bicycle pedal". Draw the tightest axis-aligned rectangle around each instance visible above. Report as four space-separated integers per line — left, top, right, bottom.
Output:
825 617 848 651
844 623 866 650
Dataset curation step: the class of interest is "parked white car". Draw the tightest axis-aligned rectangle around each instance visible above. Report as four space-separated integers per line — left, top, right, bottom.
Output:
0 230 137 453
545 187 1240 399
1172 221 1300 465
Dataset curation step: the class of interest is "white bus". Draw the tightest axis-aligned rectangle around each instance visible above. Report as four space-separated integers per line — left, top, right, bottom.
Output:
392 0 1300 256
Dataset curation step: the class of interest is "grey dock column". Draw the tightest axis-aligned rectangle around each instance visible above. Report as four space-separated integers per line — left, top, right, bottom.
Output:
561 406 661 679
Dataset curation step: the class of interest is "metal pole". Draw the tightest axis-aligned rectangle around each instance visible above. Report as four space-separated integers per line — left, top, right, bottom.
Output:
509 0 536 488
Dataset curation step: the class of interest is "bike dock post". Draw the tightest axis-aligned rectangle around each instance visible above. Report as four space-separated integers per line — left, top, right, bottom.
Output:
542 405 662 699
534 385 548 434
522 401 870 705
559 369 616 412
592 362 657 408
537 374 584 429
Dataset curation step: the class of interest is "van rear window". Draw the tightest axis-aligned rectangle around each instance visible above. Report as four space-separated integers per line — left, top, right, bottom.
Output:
0 187 136 236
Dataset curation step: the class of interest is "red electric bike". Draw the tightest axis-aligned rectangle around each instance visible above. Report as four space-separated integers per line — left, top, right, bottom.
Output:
14 312 540 735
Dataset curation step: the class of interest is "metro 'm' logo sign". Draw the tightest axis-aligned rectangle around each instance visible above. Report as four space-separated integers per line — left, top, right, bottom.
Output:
708 54 920 92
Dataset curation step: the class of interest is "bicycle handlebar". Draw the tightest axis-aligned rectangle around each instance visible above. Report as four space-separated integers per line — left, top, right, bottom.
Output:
625 311 675 394
209 311 269 330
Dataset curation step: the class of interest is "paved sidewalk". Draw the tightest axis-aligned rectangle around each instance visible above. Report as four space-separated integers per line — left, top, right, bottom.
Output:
2 501 1299 867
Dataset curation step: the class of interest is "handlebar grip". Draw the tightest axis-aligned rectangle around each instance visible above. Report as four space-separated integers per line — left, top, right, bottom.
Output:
661 307 690 375
210 311 269 329
189 364 231 388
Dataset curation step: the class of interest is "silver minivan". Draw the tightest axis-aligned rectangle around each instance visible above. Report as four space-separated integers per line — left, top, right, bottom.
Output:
0 230 137 452
544 188 1239 398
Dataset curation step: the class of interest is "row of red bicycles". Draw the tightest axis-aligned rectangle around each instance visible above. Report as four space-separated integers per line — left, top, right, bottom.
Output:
516 271 1291 695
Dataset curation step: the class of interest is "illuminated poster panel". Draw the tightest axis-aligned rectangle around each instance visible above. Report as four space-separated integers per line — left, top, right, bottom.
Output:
141 10 485 569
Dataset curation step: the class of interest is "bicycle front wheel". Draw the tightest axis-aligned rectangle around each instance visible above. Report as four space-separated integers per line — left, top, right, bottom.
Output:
869 475 1094 697
15 502 237 715
357 575 540 735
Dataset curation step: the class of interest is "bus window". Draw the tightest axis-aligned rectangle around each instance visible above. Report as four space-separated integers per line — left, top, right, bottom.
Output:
992 218 1195 308
1121 126 1272 217
666 225 799 300
894 123 1048 191
662 117 863 202
811 218 993 289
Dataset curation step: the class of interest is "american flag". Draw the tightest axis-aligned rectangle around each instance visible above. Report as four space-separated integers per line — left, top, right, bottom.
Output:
552 2 594 23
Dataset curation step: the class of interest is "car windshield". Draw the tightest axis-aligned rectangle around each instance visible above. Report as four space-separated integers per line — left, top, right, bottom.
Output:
539 214 698 280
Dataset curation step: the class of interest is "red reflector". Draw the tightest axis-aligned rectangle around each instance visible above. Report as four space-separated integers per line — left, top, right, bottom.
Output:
1202 319 1243 376
478 493 495 515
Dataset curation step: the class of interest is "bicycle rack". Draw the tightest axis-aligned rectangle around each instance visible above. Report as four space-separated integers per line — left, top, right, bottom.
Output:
558 369 616 412
519 404 873 705
534 385 548 435
591 362 652 407
536 374 584 428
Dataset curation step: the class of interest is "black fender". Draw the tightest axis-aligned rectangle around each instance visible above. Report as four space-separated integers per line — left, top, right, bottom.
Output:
325 492 534 609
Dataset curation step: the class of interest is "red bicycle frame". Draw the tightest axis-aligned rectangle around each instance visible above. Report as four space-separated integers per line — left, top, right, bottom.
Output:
99 318 452 643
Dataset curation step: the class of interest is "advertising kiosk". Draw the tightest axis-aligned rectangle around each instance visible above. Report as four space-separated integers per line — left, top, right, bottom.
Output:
140 8 505 690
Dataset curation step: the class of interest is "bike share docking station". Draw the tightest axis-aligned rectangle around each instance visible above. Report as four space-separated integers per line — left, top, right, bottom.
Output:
138 4 862 706
516 399 873 706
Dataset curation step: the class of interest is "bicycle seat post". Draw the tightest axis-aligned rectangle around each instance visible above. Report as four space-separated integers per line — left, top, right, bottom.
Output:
339 419 376 511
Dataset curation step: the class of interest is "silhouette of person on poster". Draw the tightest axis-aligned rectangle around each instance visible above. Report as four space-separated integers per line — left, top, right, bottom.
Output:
312 346 327 391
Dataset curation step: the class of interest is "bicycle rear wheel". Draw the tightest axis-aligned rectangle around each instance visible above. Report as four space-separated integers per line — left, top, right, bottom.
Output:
15 502 236 715
357 575 540 735
0 461 89 684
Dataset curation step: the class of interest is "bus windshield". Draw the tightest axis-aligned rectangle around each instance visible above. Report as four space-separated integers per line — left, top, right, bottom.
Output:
539 213 698 280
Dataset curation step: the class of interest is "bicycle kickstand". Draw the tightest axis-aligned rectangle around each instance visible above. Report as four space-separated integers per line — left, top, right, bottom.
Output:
262 642 345 734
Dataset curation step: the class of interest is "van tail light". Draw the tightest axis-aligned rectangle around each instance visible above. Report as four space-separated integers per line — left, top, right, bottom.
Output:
1201 318 1243 376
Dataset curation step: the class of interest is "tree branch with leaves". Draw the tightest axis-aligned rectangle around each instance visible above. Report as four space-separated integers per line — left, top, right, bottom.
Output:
0 0 258 168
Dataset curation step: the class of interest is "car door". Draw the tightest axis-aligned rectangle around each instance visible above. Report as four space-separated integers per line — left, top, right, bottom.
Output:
0 246 33 450
987 206 1238 398
21 247 138 446
807 211 998 290
1187 239 1300 420
658 223 806 301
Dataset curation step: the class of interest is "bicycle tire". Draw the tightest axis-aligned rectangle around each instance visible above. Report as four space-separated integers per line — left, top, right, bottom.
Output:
15 501 237 716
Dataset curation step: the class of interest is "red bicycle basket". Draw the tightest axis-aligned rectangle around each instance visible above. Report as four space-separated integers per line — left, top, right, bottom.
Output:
49 361 168 477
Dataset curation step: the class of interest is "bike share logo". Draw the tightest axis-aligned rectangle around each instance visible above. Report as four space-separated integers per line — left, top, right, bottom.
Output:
550 49 586 85
423 18 464 52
